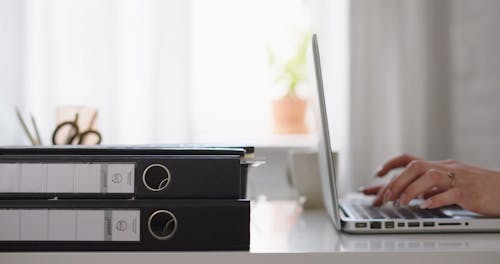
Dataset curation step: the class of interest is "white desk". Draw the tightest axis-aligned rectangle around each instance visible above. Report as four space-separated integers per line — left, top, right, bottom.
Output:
2 200 500 264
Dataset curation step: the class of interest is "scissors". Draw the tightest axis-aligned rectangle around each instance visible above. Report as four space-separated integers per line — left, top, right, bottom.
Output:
52 111 102 145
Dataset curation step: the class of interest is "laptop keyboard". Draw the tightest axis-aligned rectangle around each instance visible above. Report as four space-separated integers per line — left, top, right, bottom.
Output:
349 202 449 220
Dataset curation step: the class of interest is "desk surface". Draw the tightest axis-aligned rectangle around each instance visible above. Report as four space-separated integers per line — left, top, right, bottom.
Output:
251 200 500 252
2 200 500 264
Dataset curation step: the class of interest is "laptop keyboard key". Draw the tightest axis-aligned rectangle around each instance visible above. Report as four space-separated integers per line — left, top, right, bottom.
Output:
379 207 402 219
346 198 452 221
348 204 370 219
394 207 417 219
410 207 435 218
358 204 387 219
427 208 450 218
364 207 386 219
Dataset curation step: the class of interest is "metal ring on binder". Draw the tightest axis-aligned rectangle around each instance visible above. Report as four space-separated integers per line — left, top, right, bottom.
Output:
147 210 178 240
142 164 171 192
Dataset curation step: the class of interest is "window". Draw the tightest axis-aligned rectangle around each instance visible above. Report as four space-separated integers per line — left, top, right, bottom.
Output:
190 0 311 143
2 0 348 151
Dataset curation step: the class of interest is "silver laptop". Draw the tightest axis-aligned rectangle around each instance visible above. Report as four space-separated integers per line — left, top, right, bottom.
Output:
311 34 500 233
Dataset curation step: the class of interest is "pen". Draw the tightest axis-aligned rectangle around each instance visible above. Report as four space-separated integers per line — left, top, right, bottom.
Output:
31 115 42 145
15 107 36 146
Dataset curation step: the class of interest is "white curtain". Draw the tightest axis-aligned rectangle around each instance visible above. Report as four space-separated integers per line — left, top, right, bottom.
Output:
0 0 25 145
2 0 323 146
8 0 191 145
348 0 500 193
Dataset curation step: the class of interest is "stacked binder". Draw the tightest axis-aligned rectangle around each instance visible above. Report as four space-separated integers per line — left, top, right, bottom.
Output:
0 146 251 251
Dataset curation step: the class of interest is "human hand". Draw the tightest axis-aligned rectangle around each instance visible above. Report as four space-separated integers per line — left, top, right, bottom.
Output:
361 154 500 216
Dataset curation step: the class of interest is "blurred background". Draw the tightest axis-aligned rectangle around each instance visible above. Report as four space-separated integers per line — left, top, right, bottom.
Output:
1 0 500 199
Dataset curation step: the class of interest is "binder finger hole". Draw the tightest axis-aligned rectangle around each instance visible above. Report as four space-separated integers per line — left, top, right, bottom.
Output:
148 210 177 240
142 164 171 192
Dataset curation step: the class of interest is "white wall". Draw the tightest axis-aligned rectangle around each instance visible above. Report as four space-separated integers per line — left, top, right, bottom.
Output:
349 0 500 192
450 0 500 169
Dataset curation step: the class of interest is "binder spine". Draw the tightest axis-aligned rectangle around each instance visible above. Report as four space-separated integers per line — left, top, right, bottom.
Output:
0 155 241 199
0 200 250 251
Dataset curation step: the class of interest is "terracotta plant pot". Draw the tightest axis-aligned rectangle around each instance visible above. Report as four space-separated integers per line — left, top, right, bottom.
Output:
272 95 308 134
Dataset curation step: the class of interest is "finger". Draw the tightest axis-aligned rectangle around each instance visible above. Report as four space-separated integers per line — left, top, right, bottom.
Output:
380 160 435 203
420 188 462 209
371 185 387 206
436 159 459 165
422 187 446 199
360 185 383 195
372 175 399 206
376 154 419 177
399 169 450 205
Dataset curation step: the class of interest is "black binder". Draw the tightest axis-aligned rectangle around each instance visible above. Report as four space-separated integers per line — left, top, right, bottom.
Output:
0 146 248 199
0 154 241 199
0 199 249 251
0 145 250 156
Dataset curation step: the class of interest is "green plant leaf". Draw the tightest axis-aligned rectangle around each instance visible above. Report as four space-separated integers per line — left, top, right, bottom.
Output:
268 31 311 97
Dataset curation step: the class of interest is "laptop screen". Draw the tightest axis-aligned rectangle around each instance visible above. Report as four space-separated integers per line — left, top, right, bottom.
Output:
311 34 342 229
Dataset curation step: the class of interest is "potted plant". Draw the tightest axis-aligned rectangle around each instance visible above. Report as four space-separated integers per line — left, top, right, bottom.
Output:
268 32 311 134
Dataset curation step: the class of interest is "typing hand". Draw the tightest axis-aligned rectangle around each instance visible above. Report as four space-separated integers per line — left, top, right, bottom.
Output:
360 154 500 216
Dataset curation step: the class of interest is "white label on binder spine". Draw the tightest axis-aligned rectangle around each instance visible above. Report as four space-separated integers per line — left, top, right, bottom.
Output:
111 210 140 241
0 209 140 241
0 164 20 192
0 163 135 194
0 210 20 240
20 209 48 240
48 210 76 240
20 164 47 192
76 210 104 241
106 164 135 193
74 164 101 193
47 164 74 193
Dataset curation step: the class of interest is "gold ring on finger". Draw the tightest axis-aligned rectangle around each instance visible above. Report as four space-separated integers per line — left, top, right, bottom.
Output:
447 171 456 188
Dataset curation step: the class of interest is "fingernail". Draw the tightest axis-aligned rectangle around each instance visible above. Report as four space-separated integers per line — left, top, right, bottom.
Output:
358 186 365 192
394 199 400 207
374 166 383 177
420 199 432 209
382 190 392 205
400 193 407 205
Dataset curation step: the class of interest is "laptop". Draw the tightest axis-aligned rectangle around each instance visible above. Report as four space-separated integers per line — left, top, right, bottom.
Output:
311 34 500 233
